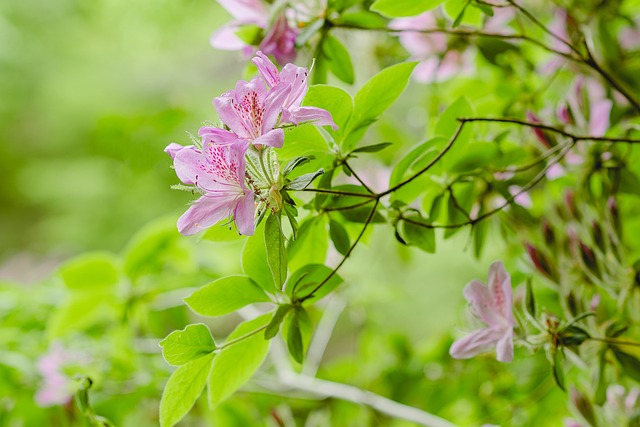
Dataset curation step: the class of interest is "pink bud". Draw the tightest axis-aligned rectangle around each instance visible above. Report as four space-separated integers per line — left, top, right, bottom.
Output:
526 111 553 148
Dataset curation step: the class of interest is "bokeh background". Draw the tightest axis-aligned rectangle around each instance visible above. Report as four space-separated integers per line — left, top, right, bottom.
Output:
0 0 583 425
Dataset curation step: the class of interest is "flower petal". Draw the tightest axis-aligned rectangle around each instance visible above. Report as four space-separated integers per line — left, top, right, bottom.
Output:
217 0 267 24
177 195 235 235
173 146 203 186
589 99 612 137
495 329 514 362
164 143 184 160
210 23 249 51
283 106 338 129
487 261 513 323
198 126 239 146
253 128 284 148
463 279 496 325
449 328 500 359
253 51 280 88
234 189 256 236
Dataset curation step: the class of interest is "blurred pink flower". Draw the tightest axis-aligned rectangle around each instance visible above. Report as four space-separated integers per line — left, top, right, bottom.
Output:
540 10 574 74
252 51 337 129
389 13 473 82
210 0 298 64
167 139 256 236
450 261 515 362
36 344 76 407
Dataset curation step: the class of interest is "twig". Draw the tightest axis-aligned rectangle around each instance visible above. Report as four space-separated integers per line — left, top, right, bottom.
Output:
302 296 347 377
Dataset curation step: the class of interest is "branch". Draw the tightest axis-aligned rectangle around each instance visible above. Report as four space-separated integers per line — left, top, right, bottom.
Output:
379 122 466 197
342 160 375 194
298 200 380 302
299 188 376 198
459 117 640 143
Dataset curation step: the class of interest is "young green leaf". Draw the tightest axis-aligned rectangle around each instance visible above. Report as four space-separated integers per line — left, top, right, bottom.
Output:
552 350 566 391
264 305 293 340
322 34 355 84
400 215 436 253
160 324 216 366
287 264 344 303
288 216 329 272
286 169 325 190
351 142 393 154
303 85 353 136
282 156 313 177
370 0 446 18
208 314 271 408
344 62 418 150
611 346 640 383
242 222 278 294
160 352 214 427
329 219 351 256
265 214 288 288
287 312 304 363
184 276 270 317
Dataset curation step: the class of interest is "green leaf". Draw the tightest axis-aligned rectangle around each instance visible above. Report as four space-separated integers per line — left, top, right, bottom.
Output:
234 25 263 45
444 0 484 27
185 276 270 317
59 252 119 290
344 62 418 150
287 264 344 303
265 214 288 289
281 124 330 161
303 85 354 138
288 216 328 272
594 349 608 405
160 324 216 366
370 0 446 17
201 222 244 242
208 314 271 407
295 18 325 46
160 352 214 427
552 350 566 391
285 308 313 363
450 142 500 173
287 312 304 363
389 138 445 204
322 34 355 84
286 169 325 190
352 142 393 153
329 219 351 256
435 97 473 139
264 305 293 339
282 156 313 177
473 217 488 258
339 11 387 29
400 214 436 253
242 222 277 294
612 346 640 383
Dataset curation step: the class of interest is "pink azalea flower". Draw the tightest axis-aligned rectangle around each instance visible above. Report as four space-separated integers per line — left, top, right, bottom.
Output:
210 0 298 65
252 51 337 129
450 261 515 362
168 138 256 236
389 13 473 83
35 344 76 407
213 77 292 149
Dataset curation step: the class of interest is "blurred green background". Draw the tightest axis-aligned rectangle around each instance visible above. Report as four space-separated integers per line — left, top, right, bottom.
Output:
0 0 244 262
0 1 579 425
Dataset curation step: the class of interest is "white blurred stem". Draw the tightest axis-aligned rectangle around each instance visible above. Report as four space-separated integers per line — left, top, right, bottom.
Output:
302 296 346 377
238 305 458 427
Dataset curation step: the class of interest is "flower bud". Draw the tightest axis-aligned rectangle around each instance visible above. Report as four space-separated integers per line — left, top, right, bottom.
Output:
608 196 621 235
590 294 601 312
571 387 596 427
542 220 555 246
526 111 554 148
591 220 604 251
557 103 573 124
526 243 559 282
564 190 580 221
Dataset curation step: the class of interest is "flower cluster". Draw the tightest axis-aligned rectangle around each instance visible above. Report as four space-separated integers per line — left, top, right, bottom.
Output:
210 0 299 64
166 52 336 236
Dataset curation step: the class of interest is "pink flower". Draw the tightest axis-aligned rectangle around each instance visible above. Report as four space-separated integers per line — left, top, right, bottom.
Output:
168 138 256 236
450 261 515 362
35 344 75 407
213 77 291 148
389 13 473 82
210 0 298 65
252 51 337 129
